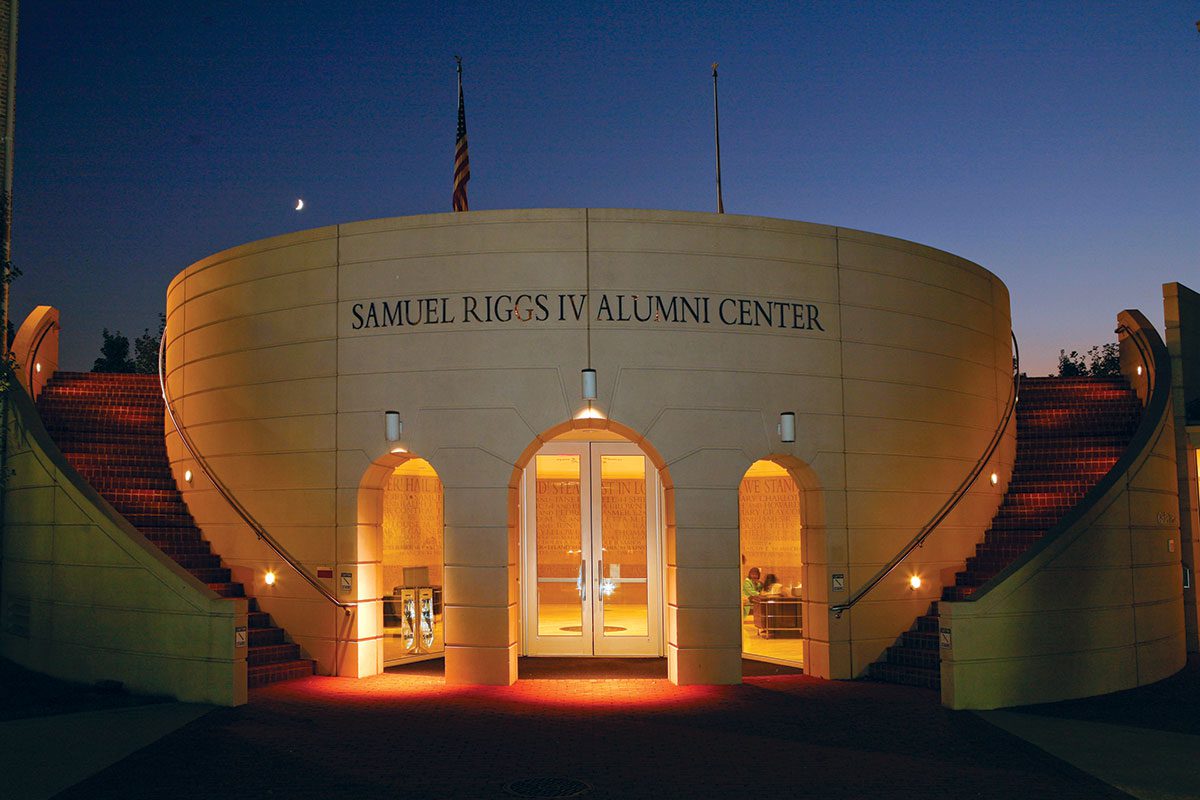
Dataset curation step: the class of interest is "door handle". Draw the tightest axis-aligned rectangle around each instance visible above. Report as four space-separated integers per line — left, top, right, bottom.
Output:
579 559 586 601
596 559 603 602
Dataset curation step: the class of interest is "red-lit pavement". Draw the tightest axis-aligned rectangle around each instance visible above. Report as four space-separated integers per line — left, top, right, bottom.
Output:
54 659 1135 800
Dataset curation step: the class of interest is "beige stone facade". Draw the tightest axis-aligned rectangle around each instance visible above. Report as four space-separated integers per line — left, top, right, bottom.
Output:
162 208 1017 686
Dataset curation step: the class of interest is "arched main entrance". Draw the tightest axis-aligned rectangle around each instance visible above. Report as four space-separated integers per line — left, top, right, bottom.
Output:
739 459 805 667
519 428 665 657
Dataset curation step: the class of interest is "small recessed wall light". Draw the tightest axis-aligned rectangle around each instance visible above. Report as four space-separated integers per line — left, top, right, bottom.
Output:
34 362 41 373
385 410 402 442
990 472 999 485
1137 365 1143 376
778 412 796 443
909 575 922 590
184 469 193 484
581 368 597 400
264 570 276 586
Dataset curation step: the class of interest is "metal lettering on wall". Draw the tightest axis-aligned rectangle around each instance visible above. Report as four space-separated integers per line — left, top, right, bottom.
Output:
348 293 826 333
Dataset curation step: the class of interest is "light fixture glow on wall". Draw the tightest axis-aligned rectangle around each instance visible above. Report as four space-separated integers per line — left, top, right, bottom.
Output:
385 410 403 442
184 469 193 484
778 412 796 443
990 472 999 486
264 570 277 586
909 574 922 590
1137 365 1143 376
581 368 597 400
34 362 41 373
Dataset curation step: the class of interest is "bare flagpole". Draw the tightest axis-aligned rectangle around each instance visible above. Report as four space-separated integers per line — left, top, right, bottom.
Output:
712 62 724 214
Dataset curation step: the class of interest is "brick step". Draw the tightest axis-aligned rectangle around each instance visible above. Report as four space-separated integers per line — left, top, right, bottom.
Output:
248 643 302 667
883 645 940 671
248 611 272 628
189 566 232 583
1006 480 1101 492
248 659 315 688
900 630 939 650
54 443 169 458
124 513 196 528
169 552 221 570
43 429 165 446
248 626 286 647
915 614 940 634
942 585 976 601
866 662 940 690
154 543 213 558
81 479 180 492
208 582 245 598
66 453 173 469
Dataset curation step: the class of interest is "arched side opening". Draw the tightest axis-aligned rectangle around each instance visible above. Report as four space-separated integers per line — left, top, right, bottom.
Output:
739 460 805 666
381 458 446 665
739 457 809 669
358 452 446 672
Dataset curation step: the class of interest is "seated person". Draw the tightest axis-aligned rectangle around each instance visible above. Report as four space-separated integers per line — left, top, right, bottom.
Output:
742 567 762 618
761 573 785 596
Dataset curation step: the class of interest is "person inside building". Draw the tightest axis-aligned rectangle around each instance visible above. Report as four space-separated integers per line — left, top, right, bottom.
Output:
742 567 762 618
762 573 784 595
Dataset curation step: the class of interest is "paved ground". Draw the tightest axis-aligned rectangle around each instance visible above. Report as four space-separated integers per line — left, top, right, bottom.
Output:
40 657 1161 800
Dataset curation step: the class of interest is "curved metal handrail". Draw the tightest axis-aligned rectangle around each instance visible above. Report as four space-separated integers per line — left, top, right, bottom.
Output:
157 334 355 617
831 332 1021 618
1116 322 1153 397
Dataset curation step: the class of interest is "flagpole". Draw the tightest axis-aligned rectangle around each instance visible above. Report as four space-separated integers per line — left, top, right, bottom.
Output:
712 63 724 214
453 55 470 212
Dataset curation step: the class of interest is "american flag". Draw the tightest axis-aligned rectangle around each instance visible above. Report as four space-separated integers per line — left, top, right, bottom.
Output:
453 59 470 212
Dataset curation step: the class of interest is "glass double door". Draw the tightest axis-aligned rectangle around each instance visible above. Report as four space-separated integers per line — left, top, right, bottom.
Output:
522 442 662 656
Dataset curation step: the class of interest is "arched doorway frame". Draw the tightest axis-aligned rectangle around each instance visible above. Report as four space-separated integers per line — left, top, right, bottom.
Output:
508 417 675 666
357 449 447 673
737 453 826 672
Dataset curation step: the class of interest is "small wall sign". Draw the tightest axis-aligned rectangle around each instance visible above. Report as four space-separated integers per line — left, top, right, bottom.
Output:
832 573 846 592
234 626 247 648
317 567 334 579
940 627 952 649
340 572 353 595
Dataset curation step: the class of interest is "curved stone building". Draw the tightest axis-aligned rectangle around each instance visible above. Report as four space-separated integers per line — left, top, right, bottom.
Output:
161 208 1017 686
3 209 1190 710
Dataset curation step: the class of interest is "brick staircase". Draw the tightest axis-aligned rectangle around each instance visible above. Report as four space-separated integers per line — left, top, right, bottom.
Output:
868 375 1142 690
37 371 315 688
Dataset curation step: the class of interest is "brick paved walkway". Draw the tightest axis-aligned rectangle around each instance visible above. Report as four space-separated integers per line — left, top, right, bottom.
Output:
57 660 1132 800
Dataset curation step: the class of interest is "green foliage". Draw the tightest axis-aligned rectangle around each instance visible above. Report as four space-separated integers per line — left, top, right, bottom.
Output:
92 329 134 372
1056 341 1120 377
132 313 165 375
93 314 165 374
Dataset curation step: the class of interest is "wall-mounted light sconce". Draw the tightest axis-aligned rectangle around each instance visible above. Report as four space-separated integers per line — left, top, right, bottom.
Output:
1137 365 1143 376
184 469 193 484
990 472 999 486
264 570 277 586
909 574 922 590
778 412 796 443
385 410 403 442
34 362 41 373
581 368 597 400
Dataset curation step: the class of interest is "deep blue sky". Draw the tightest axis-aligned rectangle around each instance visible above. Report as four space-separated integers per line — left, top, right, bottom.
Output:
11 2 1198 374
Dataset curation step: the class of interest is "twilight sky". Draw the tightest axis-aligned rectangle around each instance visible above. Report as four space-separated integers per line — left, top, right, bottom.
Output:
11 2 1199 374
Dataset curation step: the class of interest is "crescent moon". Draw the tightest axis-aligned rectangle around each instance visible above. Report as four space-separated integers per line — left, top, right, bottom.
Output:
295 198 304 211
